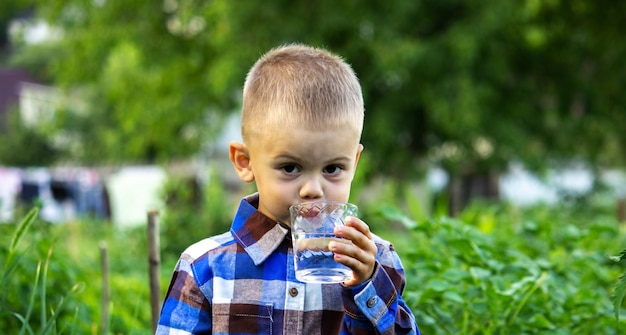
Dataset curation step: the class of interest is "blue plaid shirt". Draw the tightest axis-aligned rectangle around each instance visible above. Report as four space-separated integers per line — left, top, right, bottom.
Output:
156 194 419 334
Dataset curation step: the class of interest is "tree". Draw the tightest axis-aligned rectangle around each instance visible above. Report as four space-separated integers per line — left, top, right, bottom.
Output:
10 1 626 199
0 108 60 166
0 0 33 61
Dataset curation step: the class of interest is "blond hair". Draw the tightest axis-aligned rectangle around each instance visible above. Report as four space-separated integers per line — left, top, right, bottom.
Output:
241 44 364 142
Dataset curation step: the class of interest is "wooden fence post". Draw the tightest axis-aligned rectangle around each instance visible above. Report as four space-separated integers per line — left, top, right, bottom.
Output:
147 210 161 333
100 241 109 335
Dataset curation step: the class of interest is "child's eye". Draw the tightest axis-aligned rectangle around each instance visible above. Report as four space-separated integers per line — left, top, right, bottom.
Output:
281 164 301 174
323 165 342 176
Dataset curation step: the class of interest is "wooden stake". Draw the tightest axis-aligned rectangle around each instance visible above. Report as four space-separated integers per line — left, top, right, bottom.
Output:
147 210 161 333
100 241 109 335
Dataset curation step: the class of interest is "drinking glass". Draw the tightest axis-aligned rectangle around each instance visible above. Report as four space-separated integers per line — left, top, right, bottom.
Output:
289 201 358 283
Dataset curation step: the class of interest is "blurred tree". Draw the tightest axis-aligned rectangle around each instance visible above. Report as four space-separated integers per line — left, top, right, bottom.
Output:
10 0 237 163
0 108 60 166
8 0 626 210
0 0 33 60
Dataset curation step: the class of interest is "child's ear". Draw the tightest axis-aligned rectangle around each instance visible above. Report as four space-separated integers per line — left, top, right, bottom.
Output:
229 141 255 183
353 143 364 169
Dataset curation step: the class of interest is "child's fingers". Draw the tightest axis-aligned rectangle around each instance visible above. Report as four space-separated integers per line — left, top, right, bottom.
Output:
332 217 377 285
344 216 373 239
337 217 376 254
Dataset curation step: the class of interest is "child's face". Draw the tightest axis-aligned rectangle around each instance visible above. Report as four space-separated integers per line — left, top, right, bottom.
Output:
247 123 363 226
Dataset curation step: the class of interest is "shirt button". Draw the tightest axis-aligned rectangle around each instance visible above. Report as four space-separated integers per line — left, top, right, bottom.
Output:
367 297 377 308
289 287 299 297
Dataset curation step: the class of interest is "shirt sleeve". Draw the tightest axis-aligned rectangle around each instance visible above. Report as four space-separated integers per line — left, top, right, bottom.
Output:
155 255 213 335
340 239 420 335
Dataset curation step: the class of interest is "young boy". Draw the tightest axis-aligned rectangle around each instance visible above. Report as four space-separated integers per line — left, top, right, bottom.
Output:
156 44 420 335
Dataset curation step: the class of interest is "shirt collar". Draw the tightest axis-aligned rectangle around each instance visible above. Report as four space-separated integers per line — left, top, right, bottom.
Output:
231 193 290 265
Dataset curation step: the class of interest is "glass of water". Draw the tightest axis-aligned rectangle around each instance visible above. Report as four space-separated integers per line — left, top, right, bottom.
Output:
289 201 358 283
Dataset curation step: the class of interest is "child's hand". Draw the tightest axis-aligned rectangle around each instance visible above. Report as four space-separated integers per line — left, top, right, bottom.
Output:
330 216 377 286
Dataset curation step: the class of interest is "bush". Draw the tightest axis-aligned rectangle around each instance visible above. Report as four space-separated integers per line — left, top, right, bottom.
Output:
0 208 83 334
376 200 626 334
0 208 155 334
2 174 625 334
159 168 242 260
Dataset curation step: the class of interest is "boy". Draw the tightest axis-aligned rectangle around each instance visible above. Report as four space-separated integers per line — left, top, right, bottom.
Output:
156 44 420 334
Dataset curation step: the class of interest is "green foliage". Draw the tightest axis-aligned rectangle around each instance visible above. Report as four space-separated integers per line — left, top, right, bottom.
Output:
0 208 82 334
9 207 38 252
8 0 626 172
0 109 61 167
376 199 626 334
160 168 238 258
611 249 626 331
2 176 625 334
0 208 156 334
0 0 33 55
9 0 238 164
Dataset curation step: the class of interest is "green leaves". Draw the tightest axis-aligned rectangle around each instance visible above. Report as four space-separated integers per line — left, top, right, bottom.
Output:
7 0 625 171
1 208 84 334
9 207 38 253
611 249 626 330
381 200 626 334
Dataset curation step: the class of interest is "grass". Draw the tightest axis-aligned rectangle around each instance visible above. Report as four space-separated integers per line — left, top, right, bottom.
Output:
1 185 625 334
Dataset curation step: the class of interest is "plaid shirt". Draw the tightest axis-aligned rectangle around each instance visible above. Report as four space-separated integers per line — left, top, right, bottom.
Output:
156 194 419 335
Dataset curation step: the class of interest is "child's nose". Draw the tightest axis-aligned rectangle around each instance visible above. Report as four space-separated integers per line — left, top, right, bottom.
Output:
299 176 323 200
